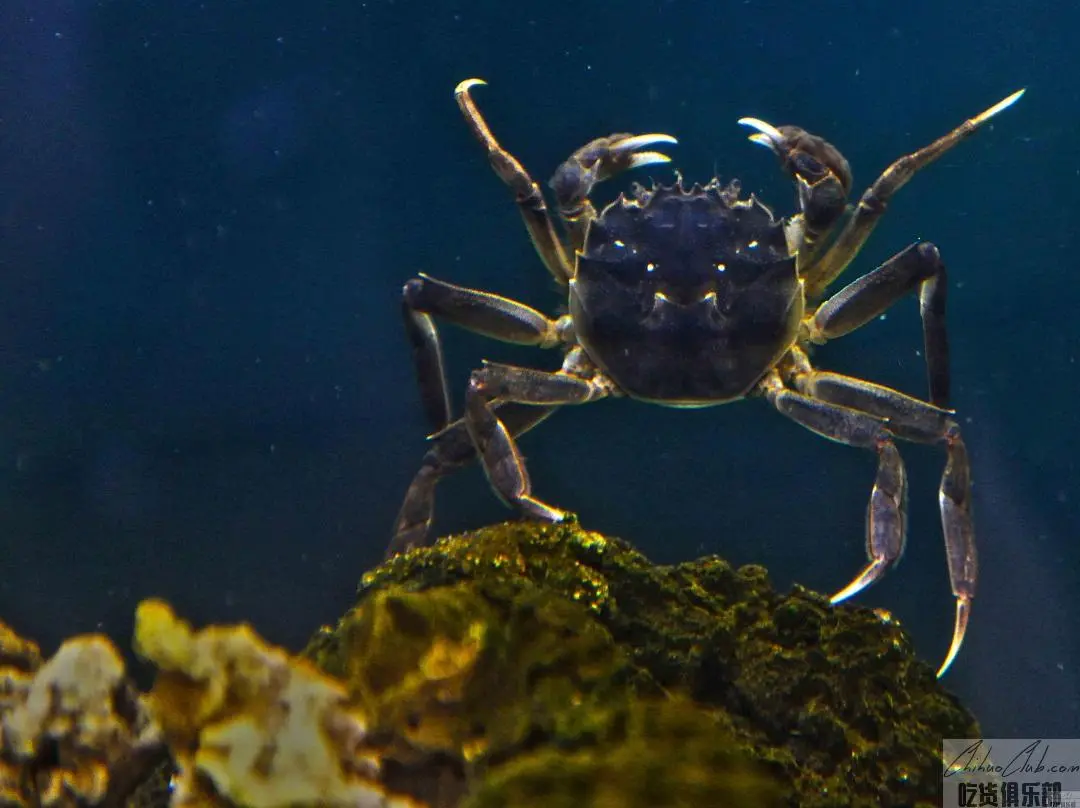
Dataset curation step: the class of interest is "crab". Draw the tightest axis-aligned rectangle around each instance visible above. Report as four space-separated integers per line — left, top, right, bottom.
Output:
388 78 1024 677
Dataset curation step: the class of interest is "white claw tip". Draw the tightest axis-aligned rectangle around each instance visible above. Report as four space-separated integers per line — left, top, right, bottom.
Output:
613 133 679 152
454 77 487 96
737 116 786 147
628 152 673 169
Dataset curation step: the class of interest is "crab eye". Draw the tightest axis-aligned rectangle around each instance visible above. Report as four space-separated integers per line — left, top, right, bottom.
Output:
715 263 727 273
646 262 657 273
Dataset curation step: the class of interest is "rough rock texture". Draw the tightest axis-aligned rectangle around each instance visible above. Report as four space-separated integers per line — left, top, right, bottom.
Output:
133 599 420 808
0 625 160 808
0 519 975 808
305 518 977 807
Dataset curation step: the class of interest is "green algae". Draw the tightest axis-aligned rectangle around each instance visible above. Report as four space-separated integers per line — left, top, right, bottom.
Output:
462 700 779 808
344 580 632 761
304 518 976 806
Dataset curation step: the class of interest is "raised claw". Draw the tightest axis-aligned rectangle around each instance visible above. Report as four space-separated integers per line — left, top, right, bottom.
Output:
613 134 677 171
611 133 679 150
610 133 679 168
737 117 787 152
588 133 678 177
552 132 678 213
737 114 854 215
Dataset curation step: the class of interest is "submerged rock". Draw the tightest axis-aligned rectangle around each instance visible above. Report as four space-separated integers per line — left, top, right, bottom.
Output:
305 518 976 807
0 519 973 808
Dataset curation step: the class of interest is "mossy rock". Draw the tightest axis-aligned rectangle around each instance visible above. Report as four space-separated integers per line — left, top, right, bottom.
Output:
305 519 975 807
338 579 635 761
462 700 781 808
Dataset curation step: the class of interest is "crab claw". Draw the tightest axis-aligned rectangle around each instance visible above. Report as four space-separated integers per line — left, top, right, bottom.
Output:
552 132 678 211
737 117 788 154
609 133 679 170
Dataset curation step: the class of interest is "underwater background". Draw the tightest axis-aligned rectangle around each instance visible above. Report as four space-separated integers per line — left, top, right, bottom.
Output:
1 0 1076 739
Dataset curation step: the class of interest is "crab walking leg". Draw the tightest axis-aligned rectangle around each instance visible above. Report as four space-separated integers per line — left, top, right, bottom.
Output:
402 273 564 432
936 425 976 677
464 355 611 521
787 369 977 677
807 241 951 407
801 88 1025 299
388 403 558 557
763 379 908 596
402 298 452 433
794 370 954 443
455 79 575 285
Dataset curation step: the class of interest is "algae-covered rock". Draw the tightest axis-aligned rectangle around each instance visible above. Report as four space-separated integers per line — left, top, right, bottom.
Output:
0 519 974 808
336 582 634 761
305 553 777 807
0 621 164 808
133 599 412 808
461 699 779 808
306 519 977 807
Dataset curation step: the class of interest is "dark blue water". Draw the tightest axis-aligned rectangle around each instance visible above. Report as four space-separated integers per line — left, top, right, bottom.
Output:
2 0 1076 737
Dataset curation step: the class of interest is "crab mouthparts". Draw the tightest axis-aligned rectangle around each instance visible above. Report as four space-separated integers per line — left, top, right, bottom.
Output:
653 288 720 308
643 290 724 329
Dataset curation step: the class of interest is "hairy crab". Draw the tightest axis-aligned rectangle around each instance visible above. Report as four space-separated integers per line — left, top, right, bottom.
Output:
390 78 1023 676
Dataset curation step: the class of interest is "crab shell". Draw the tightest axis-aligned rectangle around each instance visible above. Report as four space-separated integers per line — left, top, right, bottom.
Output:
571 181 803 405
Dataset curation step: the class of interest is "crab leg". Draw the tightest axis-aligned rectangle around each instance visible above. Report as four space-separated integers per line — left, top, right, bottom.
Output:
794 370 954 443
807 241 951 407
455 78 575 285
402 273 564 432
769 366 976 677
762 380 908 590
387 403 558 557
805 372 975 678
937 425 975 678
464 354 611 522
799 88 1024 298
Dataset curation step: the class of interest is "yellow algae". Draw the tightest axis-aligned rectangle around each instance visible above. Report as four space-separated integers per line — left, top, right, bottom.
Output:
133 599 418 808
0 627 156 808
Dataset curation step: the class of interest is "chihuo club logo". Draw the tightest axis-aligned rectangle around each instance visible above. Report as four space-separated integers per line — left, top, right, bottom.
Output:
943 739 1080 808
